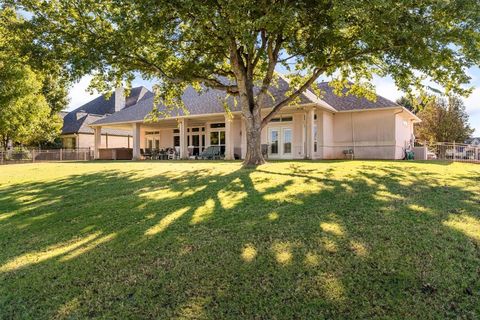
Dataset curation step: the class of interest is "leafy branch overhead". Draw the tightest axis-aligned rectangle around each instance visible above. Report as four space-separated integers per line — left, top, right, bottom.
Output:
14 0 480 164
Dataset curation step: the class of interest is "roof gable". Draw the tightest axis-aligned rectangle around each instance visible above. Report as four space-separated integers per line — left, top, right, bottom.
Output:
317 82 399 111
62 86 150 134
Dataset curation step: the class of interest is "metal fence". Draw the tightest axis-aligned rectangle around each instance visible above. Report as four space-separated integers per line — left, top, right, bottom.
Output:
0 148 93 165
414 141 480 163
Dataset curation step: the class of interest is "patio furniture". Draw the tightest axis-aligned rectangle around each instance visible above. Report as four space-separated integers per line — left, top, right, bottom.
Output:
158 149 168 160
343 149 354 160
261 144 269 159
198 146 222 160
167 148 177 160
141 149 152 160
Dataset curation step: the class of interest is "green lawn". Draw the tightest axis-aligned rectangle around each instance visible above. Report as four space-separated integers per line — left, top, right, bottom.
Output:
0 161 479 319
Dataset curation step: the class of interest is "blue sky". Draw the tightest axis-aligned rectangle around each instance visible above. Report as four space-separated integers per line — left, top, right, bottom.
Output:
67 67 480 136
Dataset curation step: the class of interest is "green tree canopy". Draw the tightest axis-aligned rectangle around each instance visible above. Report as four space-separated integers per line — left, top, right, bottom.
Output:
0 7 67 148
415 96 474 144
0 56 51 149
14 0 480 164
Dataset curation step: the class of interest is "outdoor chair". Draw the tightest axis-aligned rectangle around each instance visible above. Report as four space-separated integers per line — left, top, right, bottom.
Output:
143 149 153 160
167 148 177 160
261 144 269 159
198 146 222 160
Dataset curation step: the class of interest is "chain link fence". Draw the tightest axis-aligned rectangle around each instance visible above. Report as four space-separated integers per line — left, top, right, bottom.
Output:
0 148 93 165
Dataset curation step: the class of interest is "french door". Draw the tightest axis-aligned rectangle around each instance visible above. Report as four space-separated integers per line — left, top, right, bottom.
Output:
268 127 292 158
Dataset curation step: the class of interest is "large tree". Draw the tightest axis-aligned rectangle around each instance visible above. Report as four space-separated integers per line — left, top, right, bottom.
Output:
415 96 474 144
0 6 67 148
14 0 480 165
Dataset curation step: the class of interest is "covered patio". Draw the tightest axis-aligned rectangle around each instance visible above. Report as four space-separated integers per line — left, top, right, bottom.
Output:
91 113 246 161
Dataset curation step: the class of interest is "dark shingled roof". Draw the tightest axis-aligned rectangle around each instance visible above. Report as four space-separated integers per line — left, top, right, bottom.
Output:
317 82 399 111
62 86 150 135
91 79 400 126
92 77 319 126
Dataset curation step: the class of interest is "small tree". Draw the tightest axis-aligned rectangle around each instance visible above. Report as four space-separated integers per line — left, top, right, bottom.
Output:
415 96 473 144
0 58 51 150
15 0 480 165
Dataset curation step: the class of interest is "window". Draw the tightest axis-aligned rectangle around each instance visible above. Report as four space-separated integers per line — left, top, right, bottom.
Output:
210 123 225 128
63 137 76 149
269 115 292 122
270 129 279 154
173 129 180 134
314 125 318 153
210 131 226 154
283 129 292 154
173 136 180 147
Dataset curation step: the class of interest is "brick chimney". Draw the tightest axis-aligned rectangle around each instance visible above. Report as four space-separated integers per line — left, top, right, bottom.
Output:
115 87 126 112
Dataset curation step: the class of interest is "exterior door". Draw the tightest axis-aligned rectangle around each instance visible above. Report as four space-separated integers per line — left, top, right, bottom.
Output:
268 127 292 159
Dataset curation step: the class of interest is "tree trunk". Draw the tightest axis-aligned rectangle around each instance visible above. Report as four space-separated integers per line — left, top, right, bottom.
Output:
243 109 265 167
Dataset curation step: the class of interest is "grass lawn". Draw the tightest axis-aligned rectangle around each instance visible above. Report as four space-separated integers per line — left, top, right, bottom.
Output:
0 160 479 319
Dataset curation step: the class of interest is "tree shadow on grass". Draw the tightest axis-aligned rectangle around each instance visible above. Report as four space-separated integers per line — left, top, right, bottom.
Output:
0 162 479 319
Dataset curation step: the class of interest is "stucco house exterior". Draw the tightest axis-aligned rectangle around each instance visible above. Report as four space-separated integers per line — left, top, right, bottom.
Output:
89 77 420 160
60 87 150 149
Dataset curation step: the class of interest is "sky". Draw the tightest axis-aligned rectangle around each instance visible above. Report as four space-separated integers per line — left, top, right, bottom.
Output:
67 68 480 136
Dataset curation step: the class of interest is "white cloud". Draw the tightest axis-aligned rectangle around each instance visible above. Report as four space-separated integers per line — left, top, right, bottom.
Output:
372 76 402 101
67 75 101 111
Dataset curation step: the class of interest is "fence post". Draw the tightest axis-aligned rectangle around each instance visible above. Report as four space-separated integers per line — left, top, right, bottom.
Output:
452 141 455 161
59 148 63 161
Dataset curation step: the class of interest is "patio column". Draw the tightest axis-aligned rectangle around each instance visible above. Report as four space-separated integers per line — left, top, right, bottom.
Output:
179 118 188 159
132 122 141 160
94 126 102 159
224 115 234 160
241 118 247 159
306 107 315 159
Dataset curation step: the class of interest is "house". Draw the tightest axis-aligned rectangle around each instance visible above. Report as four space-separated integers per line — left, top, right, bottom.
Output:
465 137 480 146
89 77 420 160
60 87 151 149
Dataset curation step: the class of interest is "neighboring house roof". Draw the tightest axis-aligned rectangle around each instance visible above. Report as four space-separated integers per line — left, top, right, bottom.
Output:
465 137 480 145
62 86 150 135
91 79 400 126
317 82 399 111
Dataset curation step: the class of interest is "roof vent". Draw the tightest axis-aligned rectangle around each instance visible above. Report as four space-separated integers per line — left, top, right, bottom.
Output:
76 111 88 120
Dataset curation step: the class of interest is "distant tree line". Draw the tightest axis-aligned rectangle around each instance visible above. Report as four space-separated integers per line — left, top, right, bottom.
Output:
396 95 473 144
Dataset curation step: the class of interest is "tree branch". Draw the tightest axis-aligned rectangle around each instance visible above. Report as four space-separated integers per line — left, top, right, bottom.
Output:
261 67 324 127
257 34 283 103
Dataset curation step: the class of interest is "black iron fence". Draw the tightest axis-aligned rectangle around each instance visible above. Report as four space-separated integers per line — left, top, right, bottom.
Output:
414 141 480 163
